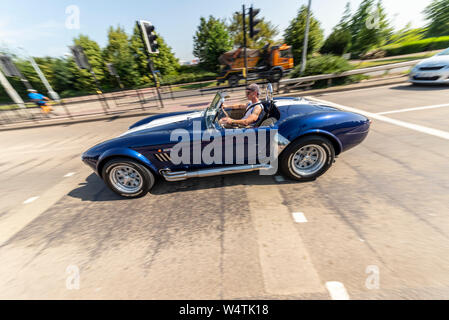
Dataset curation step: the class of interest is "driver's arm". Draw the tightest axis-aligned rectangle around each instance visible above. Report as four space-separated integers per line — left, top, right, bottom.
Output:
223 103 246 110
227 105 263 127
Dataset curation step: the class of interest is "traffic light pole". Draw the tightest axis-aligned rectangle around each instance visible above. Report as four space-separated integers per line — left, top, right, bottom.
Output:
147 59 164 109
136 20 164 109
242 5 248 87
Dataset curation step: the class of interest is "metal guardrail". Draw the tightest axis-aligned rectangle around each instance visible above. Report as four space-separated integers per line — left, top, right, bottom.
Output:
279 60 418 88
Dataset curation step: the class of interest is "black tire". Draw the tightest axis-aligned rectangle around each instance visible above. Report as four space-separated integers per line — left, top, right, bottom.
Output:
228 75 240 87
102 158 155 198
270 69 282 83
279 136 335 181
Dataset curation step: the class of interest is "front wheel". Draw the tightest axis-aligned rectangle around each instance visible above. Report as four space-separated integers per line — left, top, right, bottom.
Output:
279 136 335 181
102 158 155 198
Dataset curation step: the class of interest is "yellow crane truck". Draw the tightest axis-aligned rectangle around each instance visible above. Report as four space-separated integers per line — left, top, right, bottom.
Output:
216 44 294 87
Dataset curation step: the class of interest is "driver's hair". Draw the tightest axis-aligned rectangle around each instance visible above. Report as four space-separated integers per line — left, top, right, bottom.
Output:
247 83 260 96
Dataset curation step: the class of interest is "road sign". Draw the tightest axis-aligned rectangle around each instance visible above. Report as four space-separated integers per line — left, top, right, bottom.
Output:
69 45 90 70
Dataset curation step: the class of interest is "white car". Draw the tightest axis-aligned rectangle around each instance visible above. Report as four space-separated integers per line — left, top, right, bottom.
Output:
409 48 449 84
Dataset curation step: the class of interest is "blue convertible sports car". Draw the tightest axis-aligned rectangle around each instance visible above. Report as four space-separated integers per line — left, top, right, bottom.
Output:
82 85 370 198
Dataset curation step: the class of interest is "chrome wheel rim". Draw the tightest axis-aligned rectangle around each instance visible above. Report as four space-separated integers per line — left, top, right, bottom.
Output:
110 165 143 194
291 144 326 176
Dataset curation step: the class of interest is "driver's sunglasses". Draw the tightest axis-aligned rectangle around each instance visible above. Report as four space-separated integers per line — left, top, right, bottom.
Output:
246 89 254 94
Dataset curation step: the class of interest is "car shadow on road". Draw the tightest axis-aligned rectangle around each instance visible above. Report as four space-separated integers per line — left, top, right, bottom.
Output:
149 171 307 196
68 173 124 202
390 84 449 91
68 171 307 201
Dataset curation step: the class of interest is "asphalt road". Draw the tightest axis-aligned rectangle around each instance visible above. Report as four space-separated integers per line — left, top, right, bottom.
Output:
0 81 448 299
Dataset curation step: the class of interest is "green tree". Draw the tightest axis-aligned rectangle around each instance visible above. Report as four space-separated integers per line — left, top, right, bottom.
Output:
349 0 392 55
283 5 324 64
321 2 352 55
102 26 140 88
193 16 233 72
424 0 449 37
129 24 179 86
227 12 278 48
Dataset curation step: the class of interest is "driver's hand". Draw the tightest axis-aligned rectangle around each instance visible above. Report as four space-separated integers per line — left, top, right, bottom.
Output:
219 117 232 125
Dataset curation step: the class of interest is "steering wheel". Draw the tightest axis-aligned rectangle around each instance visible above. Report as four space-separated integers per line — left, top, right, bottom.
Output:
215 104 230 127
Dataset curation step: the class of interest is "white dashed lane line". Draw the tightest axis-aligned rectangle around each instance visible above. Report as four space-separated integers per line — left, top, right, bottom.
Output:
292 212 308 223
325 281 350 300
23 197 39 204
377 103 449 115
307 97 449 141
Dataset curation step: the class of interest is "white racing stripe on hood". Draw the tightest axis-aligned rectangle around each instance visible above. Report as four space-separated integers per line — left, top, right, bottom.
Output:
274 98 312 107
120 111 204 136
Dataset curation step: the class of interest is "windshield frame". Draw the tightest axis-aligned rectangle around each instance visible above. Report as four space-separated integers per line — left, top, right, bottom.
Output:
204 91 226 129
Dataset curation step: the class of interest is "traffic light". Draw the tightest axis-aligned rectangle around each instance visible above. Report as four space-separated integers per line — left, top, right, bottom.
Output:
0 55 22 77
69 45 90 70
249 6 261 39
138 20 159 54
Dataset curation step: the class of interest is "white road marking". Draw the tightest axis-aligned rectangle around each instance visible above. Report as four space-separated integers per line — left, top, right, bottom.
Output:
245 176 325 295
325 281 350 300
274 175 285 182
0 159 90 246
377 103 449 115
64 172 75 177
23 197 39 204
307 97 449 141
292 212 308 223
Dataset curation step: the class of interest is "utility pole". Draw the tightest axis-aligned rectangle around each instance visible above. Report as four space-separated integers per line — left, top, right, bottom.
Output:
300 0 312 76
242 4 248 86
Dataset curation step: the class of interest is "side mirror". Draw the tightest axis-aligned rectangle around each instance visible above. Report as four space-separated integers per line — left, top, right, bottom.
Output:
266 83 273 101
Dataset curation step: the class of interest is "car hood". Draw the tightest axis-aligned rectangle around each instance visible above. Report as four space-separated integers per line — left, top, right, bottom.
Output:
416 55 449 67
120 110 204 137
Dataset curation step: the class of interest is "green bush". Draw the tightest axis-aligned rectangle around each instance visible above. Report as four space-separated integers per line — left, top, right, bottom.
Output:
162 65 217 85
290 54 354 78
381 36 449 56
289 54 359 88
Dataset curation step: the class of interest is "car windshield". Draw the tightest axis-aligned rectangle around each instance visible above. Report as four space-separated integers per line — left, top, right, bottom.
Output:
436 48 449 56
204 92 224 128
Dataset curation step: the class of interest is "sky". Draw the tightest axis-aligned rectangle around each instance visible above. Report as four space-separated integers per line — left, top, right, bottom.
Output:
0 0 433 62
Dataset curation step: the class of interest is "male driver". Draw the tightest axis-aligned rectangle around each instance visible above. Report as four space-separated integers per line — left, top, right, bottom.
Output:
27 89 52 114
219 83 264 128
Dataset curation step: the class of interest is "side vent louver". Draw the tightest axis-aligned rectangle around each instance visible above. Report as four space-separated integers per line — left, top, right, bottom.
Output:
154 152 171 162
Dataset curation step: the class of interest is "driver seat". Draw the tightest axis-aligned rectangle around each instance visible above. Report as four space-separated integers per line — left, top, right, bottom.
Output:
253 100 279 127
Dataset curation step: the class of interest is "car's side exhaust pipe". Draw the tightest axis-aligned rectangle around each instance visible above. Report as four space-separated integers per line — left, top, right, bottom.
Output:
160 164 273 182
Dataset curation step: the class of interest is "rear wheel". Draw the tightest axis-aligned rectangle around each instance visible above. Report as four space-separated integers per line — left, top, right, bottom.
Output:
102 158 155 198
270 69 282 83
279 136 335 181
